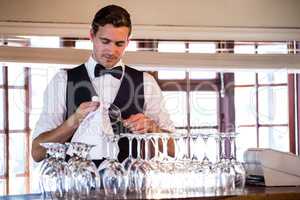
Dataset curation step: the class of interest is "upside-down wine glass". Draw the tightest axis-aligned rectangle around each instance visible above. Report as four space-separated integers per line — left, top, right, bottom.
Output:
100 134 128 197
121 133 136 171
128 134 146 193
67 142 100 198
228 132 246 191
39 143 71 199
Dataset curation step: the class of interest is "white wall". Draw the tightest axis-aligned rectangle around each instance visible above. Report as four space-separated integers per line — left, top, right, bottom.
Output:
1 0 300 28
0 0 300 40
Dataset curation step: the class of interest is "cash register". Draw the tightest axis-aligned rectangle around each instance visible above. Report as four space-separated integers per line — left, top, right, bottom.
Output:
244 148 300 186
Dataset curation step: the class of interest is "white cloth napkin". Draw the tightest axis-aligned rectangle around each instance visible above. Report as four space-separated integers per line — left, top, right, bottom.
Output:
67 104 119 160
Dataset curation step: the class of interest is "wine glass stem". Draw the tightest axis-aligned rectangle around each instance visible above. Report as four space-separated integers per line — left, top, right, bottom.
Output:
230 136 236 160
191 137 198 161
136 138 141 160
202 136 209 162
144 138 149 161
111 140 117 160
215 137 221 162
106 137 111 159
154 137 159 160
128 137 133 158
162 136 168 160
174 137 180 161
182 136 189 160
221 136 226 160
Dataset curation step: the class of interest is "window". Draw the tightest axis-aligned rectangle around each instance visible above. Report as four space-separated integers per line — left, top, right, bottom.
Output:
0 65 30 195
155 69 219 134
0 37 299 195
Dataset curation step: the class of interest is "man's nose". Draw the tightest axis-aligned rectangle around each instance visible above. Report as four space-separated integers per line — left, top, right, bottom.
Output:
107 43 118 54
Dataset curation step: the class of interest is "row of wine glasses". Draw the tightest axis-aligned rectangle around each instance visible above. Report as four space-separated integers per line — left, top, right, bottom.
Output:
39 132 246 199
101 132 246 197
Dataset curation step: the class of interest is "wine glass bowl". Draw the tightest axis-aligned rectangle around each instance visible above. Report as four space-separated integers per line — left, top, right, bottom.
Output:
101 102 122 126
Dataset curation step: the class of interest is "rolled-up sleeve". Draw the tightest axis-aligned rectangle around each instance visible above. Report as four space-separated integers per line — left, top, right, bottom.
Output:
32 70 67 139
143 72 175 133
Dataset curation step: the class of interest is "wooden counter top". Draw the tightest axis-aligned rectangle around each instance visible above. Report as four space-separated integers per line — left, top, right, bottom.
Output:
1 186 300 200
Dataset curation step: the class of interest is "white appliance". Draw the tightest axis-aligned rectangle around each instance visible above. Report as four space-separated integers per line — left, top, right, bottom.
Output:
244 148 300 186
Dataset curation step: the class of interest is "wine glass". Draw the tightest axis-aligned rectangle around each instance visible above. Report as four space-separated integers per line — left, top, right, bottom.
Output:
228 132 246 191
218 133 235 193
121 133 136 171
67 142 100 198
39 143 70 199
127 134 146 193
101 102 123 126
100 134 128 197
136 134 155 194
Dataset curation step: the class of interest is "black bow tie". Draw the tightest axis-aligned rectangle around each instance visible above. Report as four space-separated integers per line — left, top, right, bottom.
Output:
94 64 123 79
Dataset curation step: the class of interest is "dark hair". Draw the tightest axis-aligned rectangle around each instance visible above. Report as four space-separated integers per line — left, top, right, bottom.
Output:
91 5 131 36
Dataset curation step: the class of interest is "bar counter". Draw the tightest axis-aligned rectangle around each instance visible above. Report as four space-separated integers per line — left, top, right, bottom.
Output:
1 186 300 200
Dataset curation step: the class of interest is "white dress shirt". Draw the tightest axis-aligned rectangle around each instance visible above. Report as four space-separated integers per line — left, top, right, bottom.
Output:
33 56 175 159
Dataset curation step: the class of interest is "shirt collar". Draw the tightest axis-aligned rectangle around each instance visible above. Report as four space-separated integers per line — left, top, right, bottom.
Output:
85 56 125 80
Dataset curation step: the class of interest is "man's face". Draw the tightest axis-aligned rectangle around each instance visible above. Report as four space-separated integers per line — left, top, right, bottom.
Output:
90 24 130 68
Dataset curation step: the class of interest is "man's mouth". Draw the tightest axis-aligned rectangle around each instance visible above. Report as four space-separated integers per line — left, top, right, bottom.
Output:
103 55 115 60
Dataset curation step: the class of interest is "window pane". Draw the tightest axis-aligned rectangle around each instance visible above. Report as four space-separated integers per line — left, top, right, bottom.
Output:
190 91 217 126
75 40 92 50
30 36 60 48
234 44 255 54
8 65 24 86
158 41 186 53
258 70 287 84
9 89 25 130
158 70 185 80
0 180 6 196
259 127 289 152
9 133 26 175
162 91 187 127
234 72 255 85
0 134 5 176
235 87 257 125
258 86 288 124
0 66 3 85
257 43 288 54
126 41 137 51
236 127 257 161
189 70 216 79
189 42 216 53
9 177 27 195
0 90 3 130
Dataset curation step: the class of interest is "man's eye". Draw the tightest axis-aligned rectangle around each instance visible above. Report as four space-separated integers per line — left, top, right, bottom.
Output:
116 42 125 47
101 39 110 44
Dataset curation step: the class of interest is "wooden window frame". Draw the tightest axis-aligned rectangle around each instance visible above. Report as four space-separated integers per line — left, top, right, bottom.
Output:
0 66 31 195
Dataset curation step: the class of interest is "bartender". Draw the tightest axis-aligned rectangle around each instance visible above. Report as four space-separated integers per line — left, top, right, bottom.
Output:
31 4 175 165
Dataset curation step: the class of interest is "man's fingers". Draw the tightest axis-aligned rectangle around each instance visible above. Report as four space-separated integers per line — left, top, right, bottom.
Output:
127 118 154 132
80 101 100 109
124 113 144 123
76 101 100 121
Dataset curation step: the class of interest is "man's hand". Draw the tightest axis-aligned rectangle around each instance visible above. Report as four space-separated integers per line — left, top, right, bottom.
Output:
31 101 100 162
123 113 160 133
67 101 100 128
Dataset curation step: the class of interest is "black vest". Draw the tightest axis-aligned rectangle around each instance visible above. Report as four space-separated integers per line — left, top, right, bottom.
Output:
66 64 144 162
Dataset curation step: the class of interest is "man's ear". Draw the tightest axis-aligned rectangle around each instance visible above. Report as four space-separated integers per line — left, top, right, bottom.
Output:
126 36 131 47
89 29 94 40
